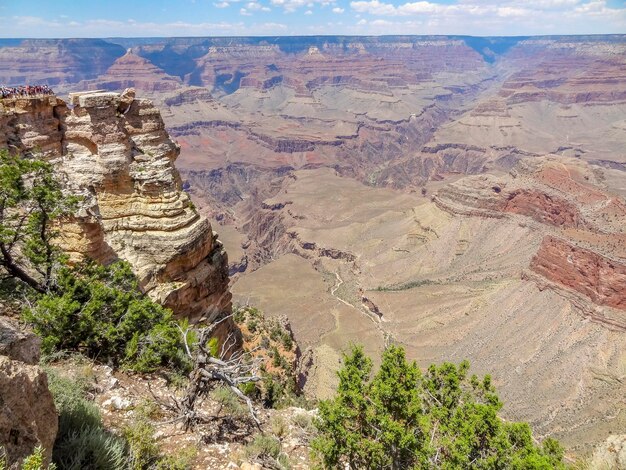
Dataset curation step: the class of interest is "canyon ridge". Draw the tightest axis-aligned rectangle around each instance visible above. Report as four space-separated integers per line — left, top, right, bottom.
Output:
0 35 625 456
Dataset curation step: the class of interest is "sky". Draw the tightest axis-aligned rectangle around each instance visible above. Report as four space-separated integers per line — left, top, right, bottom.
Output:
0 0 625 37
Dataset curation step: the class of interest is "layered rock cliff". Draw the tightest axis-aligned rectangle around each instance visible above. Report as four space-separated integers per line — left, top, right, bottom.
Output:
433 156 626 326
79 50 183 93
0 90 231 323
530 235 626 311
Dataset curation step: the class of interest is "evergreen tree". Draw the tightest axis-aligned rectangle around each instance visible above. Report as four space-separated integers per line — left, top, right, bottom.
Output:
0 149 76 293
23 260 189 373
313 345 566 469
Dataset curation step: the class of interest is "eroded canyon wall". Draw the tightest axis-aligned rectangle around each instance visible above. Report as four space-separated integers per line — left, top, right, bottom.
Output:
0 90 231 322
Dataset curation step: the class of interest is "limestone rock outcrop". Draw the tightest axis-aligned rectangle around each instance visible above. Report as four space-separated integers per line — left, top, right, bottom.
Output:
0 317 41 365
0 357 58 466
0 95 64 157
0 90 232 323
0 319 57 466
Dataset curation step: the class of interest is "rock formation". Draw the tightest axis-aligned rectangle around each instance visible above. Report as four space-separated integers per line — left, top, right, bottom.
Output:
0 39 125 85
0 94 63 157
434 157 626 324
0 89 232 323
590 435 626 469
79 50 183 93
2 34 625 457
0 318 57 466
0 317 41 365
531 236 626 311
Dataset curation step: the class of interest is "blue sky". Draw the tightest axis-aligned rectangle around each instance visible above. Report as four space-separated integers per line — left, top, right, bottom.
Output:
1 0 624 37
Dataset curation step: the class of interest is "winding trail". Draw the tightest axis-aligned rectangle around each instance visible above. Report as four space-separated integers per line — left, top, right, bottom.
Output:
328 269 393 346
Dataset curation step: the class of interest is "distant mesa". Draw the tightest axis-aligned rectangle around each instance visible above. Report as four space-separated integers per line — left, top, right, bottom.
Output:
78 49 182 93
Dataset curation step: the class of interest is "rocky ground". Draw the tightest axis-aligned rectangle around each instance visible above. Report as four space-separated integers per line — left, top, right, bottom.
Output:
49 358 316 470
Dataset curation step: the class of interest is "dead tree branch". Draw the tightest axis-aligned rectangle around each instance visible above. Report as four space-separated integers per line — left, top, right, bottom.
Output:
171 317 261 431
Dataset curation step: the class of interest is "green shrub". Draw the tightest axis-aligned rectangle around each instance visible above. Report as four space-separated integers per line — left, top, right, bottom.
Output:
270 416 288 439
123 418 160 470
243 434 281 461
153 448 196 470
291 412 314 433
244 435 290 470
24 261 190 373
206 337 219 358
261 375 284 408
0 150 78 295
247 319 258 333
21 446 57 470
46 369 102 439
313 345 567 469
212 386 248 418
238 381 258 398
232 305 304 410
122 402 196 470
0 446 58 470
46 369 127 470
272 347 282 368
281 333 293 352
53 427 126 470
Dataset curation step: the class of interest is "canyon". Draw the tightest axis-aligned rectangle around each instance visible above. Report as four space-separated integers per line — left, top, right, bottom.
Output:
0 34 625 455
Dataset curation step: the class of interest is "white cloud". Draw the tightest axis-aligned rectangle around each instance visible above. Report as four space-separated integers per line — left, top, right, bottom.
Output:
346 0 626 35
240 7 252 15
270 0 330 12
332 7 345 13
257 22 288 30
0 1 624 37
246 2 269 11
0 16 277 37
496 6 527 17
351 0 397 15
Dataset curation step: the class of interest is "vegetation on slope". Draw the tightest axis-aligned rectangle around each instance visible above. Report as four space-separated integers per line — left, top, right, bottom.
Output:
0 150 189 372
233 305 305 409
313 345 566 469
0 149 77 293
24 260 190 373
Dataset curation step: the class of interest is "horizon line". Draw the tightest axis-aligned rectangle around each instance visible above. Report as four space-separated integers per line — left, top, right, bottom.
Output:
2 33 626 40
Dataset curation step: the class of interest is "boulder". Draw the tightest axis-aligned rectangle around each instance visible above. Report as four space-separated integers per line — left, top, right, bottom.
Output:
0 317 41 365
0 356 57 466
590 435 626 469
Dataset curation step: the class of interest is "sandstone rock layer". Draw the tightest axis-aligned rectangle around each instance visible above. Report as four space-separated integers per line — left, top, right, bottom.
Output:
531 236 626 311
0 90 231 322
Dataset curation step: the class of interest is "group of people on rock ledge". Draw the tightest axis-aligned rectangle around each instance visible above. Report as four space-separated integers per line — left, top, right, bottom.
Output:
1 85 54 99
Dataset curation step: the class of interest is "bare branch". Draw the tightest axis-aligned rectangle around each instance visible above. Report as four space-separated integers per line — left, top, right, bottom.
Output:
176 323 193 358
169 316 261 431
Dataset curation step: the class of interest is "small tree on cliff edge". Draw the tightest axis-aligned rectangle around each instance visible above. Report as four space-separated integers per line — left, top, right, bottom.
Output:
313 345 566 469
0 149 77 293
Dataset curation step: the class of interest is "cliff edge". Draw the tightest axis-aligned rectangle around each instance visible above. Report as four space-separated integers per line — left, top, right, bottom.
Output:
0 89 231 323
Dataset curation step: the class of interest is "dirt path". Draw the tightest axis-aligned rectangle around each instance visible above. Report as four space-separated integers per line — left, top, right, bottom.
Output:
328 269 392 347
